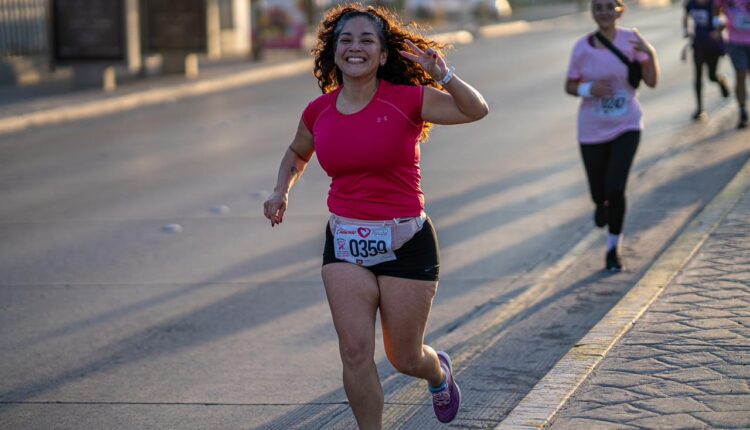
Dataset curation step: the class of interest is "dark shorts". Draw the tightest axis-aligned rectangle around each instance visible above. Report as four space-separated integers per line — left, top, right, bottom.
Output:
727 43 750 71
323 216 440 281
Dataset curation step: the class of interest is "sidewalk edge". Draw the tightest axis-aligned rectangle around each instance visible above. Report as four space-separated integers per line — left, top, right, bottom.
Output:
495 156 750 429
0 59 312 136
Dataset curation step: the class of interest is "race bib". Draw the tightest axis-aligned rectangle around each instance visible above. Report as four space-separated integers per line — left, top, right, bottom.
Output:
594 91 629 117
690 9 709 27
734 14 750 30
333 223 396 266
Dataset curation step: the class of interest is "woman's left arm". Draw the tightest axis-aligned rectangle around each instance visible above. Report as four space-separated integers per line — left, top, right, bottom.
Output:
400 40 489 125
422 77 489 125
632 28 660 88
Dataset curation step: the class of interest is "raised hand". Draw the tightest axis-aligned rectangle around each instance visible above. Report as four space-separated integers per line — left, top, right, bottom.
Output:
630 27 655 58
399 39 448 82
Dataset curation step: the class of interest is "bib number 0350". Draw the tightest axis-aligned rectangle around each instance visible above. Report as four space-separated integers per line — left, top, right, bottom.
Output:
333 224 396 266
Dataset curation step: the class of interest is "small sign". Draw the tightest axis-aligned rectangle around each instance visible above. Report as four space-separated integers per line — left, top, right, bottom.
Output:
53 0 124 61
145 0 207 52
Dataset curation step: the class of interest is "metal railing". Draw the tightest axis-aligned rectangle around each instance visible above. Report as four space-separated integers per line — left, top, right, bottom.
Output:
0 0 48 57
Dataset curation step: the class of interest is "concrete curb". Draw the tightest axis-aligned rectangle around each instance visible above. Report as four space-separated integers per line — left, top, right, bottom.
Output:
496 152 750 429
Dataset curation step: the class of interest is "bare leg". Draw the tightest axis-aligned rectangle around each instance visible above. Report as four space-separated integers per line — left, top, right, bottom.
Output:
322 263 382 430
378 276 444 387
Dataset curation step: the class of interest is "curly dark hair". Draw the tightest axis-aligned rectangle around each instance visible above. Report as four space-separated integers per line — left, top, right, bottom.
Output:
312 3 448 141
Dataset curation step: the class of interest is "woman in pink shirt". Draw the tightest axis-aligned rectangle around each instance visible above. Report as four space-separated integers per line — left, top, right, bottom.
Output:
263 4 488 428
565 0 660 271
716 0 750 128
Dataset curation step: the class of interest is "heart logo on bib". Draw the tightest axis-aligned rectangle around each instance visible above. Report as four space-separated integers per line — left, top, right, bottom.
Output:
357 227 371 238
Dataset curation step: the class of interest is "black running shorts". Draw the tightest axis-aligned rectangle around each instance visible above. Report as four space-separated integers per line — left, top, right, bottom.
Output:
323 216 440 281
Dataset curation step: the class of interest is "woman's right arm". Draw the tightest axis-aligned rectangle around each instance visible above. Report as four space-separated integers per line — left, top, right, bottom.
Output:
565 78 614 98
263 118 315 226
565 78 581 97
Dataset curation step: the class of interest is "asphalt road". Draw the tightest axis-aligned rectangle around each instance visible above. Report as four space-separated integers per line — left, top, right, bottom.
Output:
1 4 748 429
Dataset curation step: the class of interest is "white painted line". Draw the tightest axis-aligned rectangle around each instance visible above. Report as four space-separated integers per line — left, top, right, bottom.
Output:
496 156 750 429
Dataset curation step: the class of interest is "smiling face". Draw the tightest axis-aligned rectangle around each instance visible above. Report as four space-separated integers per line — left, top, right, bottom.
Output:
334 16 387 81
591 0 624 29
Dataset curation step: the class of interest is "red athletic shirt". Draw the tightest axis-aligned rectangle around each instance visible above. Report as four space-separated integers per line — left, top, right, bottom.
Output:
302 80 425 220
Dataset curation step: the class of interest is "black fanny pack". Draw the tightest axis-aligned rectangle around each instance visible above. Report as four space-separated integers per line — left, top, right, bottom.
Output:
595 32 642 89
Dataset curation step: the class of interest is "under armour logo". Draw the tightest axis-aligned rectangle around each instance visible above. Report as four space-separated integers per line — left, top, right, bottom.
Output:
376 116 389 123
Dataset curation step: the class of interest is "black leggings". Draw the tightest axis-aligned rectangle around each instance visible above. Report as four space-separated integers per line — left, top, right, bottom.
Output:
693 45 724 109
580 131 640 235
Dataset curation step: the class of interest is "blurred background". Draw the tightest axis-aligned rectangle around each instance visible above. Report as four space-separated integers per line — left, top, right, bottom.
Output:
0 0 545 91
5 1 741 429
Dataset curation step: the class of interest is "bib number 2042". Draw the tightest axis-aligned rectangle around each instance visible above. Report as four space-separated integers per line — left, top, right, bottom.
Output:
595 92 629 117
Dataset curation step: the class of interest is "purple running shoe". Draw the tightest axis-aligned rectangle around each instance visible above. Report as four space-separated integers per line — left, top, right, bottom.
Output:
430 351 461 423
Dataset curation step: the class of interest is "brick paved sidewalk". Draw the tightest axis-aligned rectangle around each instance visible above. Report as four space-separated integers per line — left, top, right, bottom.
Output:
549 188 750 428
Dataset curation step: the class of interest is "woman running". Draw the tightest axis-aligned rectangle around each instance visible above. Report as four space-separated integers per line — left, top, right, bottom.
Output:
716 0 750 128
565 0 660 271
263 4 488 428
683 0 731 120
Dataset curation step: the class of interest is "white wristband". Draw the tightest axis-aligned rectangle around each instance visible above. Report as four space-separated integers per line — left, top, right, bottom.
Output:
438 66 455 86
577 81 594 98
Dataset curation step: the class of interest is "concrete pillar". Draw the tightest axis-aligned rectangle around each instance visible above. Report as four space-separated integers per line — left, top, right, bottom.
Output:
185 53 199 79
250 0 263 60
103 66 117 91
207 0 222 59
233 0 251 55
125 0 142 74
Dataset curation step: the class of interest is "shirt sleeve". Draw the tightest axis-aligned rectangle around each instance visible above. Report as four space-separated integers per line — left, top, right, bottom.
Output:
301 102 315 131
635 51 651 63
381 82 424 125
409 85 425 124
566 41 584 80
302 95 328 132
